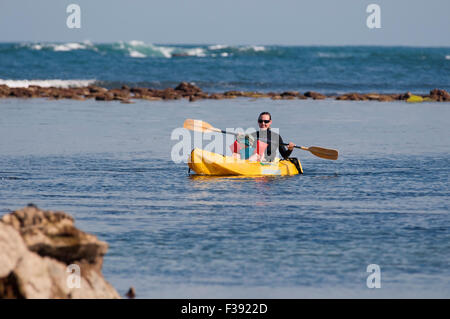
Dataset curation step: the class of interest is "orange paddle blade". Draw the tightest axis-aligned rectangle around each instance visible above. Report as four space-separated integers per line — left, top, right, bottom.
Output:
183 119 221 133
306 146 338 160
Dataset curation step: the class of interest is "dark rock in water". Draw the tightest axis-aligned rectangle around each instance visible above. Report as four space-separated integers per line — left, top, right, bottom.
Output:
194 92 209 99
240 91 259 98
141 95 163 101
280 91 300 99
208 93 225 100
304 91 326 100
429 89 450 101
363 93 394 102
0 83 449 103
95 92 114 101
125 287 136 299
399 92 413 100
108 89 130 99
0 85 10 98
120 99 134 104
189 95 200 102
0 205 120 298
280 91 299 97
88 86 108 94
174 82 202 98
9 88 33 98
71 95 86 101
365 93 381 100
377 95 394 102
130 87 149 95
336 93 367 101
389 94 402 100
224 91 244 97
174 82 197 90
172 53 189 57
159 89 181 100
105 92 115 101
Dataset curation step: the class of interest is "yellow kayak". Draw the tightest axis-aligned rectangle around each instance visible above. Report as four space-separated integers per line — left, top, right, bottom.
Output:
188 148 303 176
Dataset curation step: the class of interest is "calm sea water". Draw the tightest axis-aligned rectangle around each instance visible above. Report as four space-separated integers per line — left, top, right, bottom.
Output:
0 97 449 298
1 42 449 93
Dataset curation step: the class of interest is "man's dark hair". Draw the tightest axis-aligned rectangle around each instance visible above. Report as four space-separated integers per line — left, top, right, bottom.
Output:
258 112 272 120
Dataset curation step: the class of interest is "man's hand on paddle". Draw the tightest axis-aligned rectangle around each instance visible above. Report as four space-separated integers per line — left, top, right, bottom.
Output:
287 142 295 151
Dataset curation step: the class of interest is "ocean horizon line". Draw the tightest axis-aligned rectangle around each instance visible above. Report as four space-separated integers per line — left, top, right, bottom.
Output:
1 40 450 49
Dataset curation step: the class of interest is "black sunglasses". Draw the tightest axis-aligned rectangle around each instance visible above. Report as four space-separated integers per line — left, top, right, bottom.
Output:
258 119 271 124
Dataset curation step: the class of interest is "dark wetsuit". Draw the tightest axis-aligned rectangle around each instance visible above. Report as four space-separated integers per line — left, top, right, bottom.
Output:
249 129 292 162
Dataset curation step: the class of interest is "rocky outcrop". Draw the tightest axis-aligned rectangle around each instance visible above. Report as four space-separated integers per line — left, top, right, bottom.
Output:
365 94 395 102
304 91 326 100
335 93 368 101
174 82 202 96
280 91 301 99
0 204 120 299
0 82 449 102
429 89 450 102
0 84 11 97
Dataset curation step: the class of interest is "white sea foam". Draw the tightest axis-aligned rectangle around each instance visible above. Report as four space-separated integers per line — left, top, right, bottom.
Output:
28 42 89 52
445 55 450 60
53 43 87 51
251 45 266 52
26 43 46 51
239 45 266 52
208 44 229 50
31 44 43 50
23 41 268 58
117 41 126 50
122 41 173 58
184 48 206 57
157 46 175 58
0 79 96 88
129 49 146 58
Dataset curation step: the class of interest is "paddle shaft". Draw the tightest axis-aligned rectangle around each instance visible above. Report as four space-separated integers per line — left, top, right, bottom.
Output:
214 129 304 150
282 143 307 150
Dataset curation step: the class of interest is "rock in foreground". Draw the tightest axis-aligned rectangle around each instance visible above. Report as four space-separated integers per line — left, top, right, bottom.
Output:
0 205 120 299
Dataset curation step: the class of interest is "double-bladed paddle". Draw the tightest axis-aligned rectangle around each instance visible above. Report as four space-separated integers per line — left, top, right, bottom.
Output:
183 119 339 160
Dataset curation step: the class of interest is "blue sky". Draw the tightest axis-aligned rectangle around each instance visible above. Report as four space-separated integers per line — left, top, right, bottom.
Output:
0 0 449 46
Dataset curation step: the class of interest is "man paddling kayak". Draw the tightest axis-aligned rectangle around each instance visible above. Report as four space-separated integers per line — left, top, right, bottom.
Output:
232 112 295 161
183 118 337 175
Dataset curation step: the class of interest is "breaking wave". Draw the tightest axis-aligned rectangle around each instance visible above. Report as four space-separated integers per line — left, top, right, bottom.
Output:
0 79 96 88
16 41 270 58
